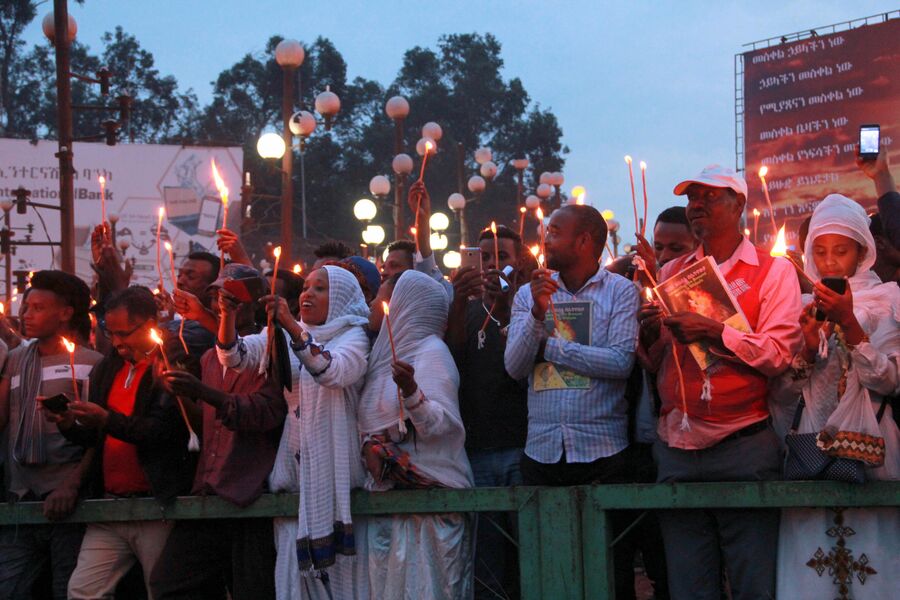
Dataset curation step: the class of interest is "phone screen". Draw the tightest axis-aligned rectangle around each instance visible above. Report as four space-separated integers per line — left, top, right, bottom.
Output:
859 126 880 156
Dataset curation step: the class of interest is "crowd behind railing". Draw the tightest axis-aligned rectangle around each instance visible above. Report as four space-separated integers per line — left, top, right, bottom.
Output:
0 152 898 600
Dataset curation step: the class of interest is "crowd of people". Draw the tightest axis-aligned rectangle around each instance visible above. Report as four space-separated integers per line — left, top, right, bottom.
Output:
0 150 897 599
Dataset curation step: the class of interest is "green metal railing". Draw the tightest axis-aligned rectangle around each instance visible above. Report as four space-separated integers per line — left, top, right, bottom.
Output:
2 481 898 599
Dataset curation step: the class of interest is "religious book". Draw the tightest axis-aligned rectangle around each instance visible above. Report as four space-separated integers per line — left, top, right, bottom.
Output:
533 300 592 391
653 256 750 370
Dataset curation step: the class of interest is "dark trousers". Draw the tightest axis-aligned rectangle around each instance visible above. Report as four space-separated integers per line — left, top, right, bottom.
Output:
0 522 84 600
521 447 635 600
653 425 782 600
616 442 669 599
148 517 276 600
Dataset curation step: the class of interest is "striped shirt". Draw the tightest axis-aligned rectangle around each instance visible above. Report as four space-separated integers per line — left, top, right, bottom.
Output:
505 266 639 463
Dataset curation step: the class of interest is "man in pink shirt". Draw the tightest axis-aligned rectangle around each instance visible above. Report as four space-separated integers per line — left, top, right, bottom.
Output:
640 165 802 600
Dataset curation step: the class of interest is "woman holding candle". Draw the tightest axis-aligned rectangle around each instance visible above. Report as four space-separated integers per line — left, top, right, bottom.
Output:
770 194 900 600
358 269 474 599
217 265 371 600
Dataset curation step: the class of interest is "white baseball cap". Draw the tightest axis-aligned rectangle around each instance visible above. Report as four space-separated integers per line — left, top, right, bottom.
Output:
673 164 748 198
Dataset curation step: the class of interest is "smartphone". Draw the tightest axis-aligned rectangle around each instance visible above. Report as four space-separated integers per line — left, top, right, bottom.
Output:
223 276 267 303
815 277 847 321
858 124 880 161
41 393 71 414
460 247 482 271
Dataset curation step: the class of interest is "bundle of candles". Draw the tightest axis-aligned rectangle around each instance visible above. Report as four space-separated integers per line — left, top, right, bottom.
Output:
260 246 282 376
150 328 199 452
624 156 650 238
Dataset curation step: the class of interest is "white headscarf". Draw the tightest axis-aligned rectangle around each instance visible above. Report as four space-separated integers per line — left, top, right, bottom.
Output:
358 269 450 433
803 193 900 333
299 265 369 342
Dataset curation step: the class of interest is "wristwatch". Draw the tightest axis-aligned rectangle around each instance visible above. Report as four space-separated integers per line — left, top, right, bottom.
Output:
290 330 311 352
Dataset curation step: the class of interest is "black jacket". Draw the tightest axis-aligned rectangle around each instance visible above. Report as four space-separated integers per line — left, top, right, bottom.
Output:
62 352 196 506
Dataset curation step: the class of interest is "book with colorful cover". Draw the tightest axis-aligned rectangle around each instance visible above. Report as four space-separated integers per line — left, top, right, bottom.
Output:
533 300 592 391
653 256 750 370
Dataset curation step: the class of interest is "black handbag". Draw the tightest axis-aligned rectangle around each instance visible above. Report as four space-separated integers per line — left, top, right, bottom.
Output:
783 398 870 484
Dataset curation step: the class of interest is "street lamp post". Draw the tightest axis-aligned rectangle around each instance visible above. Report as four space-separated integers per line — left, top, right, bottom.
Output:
385 96 410 240
48 2 75 273
274 39 305 265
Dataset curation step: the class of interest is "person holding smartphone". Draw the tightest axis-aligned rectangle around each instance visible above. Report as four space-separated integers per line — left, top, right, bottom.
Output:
771 193 900 599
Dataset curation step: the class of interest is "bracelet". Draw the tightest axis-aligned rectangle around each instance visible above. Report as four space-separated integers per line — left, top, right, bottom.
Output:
404 389 426 411
216 338 238 351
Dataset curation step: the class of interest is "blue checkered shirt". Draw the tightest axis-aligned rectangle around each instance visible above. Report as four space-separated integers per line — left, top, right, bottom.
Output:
504 267 639 464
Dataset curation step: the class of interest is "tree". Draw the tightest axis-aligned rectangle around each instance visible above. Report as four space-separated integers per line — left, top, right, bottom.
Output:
0 0 38 136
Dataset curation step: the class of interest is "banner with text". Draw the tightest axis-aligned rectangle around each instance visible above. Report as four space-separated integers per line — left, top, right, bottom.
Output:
0 140 243 301
743 18 900 246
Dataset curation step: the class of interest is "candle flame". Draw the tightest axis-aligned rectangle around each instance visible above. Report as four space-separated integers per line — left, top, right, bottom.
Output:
624 155 633 164
538 254 545 266
211 159 229 201
490 221 497 234
98 175 106 185
152 288 160 295
536 207 544 220
381 301 389 316
424 140 434 152
752 208 760 217
60 336 75 354
158 206 165 218
0 301 5 315
769 225 788 257
644 287 653 302
292 264 302 275
530 245 540 257
639 161 647 170
576 193 585 205
744 228 751 237
519 206 526 214
410 226 417 235
758 165 768 178
164 241 172 252
149 328 164 346
604 256 613 266
273 246 281 259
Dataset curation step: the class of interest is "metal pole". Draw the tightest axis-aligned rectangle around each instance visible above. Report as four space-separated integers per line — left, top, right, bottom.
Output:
4 211 11 304
300 146 307 240
53 0 75 274
280 66 295 264
456 143 468 246
393 119 405 240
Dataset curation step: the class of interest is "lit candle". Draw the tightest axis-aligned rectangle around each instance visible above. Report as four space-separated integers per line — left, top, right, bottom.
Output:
150 327 200 452
156 207 166 291
149 328 172 370
60 336 80 403
270 246 282 294
164 241 177 290
490 221 499 270
418 140 434 181
536 207 546 261
744 228 751 238
518 206 526 240
263 246 282 371
625 156 638 235
752 208 761 244
98 175 107 235
210 159 229 271
639 161 648 237
0 301 5 316
292 263 302 275
381 301 398 362
757 166 778 238
244 172 251 186
770 225 815 286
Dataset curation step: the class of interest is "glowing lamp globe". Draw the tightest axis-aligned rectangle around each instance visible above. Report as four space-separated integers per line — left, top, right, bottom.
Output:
392 153 414 175
430 233 448 251
315 86 341 117
539 172 552 185
511 158 529 170
479 161 498 180
385 96 410 120
274 39 305 68
447 193 466 211
369 175 390 197
430 212 450 231
289 110 317 137
257 132 286 159
362 225 385 245
525 194 541 210
353 198 377 222
536 183 553 199
42 13 77 44
422 122 443 141
416 137 436 156
467 176 486 195
474 147 493 165
443 251 462 270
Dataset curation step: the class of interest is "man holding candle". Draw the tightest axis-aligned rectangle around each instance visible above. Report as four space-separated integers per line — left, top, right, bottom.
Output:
640 165 802 600
0 271 101 600
51 287 195 599
505 204 639 599
447 224 531 600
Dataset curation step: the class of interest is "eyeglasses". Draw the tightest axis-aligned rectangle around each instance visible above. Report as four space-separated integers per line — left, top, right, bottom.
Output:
101 320 148 340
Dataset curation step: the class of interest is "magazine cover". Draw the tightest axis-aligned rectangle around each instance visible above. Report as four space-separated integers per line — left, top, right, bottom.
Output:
654 256 750 370
533 301 592 391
